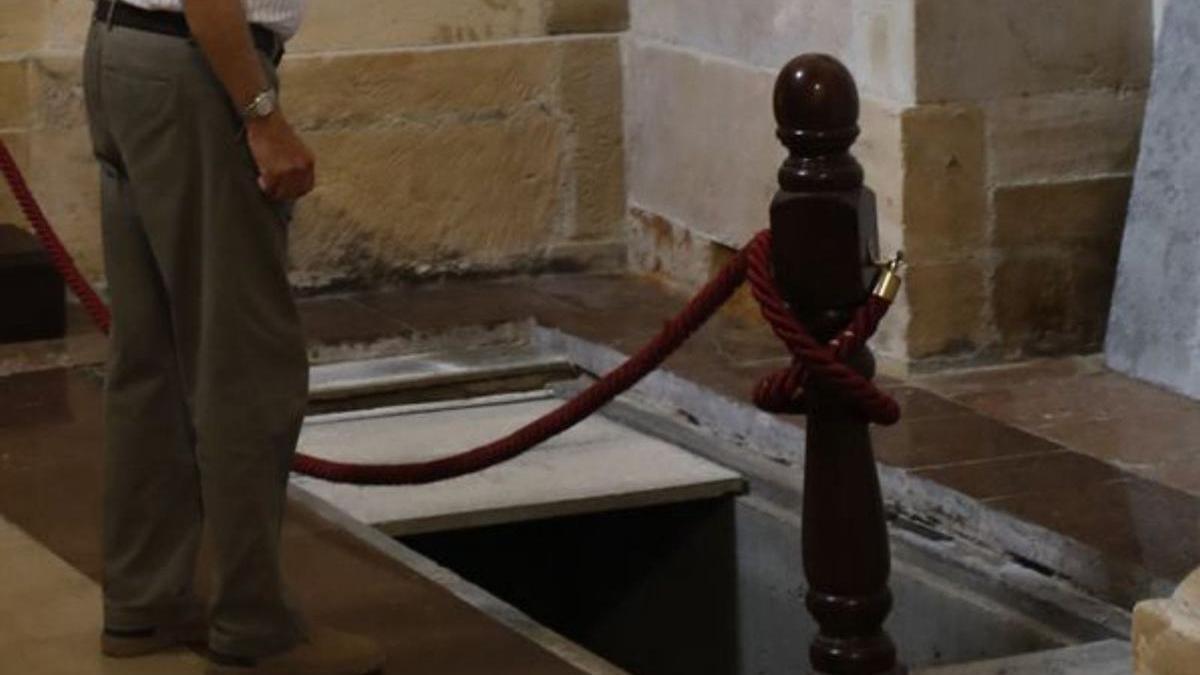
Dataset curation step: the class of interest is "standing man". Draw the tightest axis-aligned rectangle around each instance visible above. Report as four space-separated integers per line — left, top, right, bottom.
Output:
84 1 384 673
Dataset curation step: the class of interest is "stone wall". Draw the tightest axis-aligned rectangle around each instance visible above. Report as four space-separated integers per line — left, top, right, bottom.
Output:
624 0 1154 369
0 0 629 288
918 0 1153 364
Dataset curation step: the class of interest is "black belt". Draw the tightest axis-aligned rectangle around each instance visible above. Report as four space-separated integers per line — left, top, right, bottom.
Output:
94 0 284 64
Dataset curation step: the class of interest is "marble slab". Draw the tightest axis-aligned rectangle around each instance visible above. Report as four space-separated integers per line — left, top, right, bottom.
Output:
1106 0 1200 398
291 393 744 536
309 345 574 401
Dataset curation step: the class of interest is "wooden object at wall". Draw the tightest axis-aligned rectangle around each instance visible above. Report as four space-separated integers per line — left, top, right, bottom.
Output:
770 54 903 675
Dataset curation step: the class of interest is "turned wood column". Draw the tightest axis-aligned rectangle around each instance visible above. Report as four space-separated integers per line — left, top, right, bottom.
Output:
770 54 903 675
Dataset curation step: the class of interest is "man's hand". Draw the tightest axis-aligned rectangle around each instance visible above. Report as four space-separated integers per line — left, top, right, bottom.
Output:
246 112 315 201
182 0 314 200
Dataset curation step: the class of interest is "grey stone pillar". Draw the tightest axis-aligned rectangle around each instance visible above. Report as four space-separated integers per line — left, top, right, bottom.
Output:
1106 0 1200 396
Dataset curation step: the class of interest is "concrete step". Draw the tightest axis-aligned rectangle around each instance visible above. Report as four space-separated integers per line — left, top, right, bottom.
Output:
916 639 1131 675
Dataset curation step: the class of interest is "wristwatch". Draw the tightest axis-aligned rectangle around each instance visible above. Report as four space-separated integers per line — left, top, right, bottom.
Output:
242 88 278 120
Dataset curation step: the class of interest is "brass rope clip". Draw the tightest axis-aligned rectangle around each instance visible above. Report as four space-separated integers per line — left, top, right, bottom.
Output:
871 252 905 302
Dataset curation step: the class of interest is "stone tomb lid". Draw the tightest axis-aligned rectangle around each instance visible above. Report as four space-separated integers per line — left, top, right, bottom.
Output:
291 391 745 536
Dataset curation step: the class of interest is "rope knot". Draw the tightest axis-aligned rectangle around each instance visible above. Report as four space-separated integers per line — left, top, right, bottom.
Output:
746 231 900 426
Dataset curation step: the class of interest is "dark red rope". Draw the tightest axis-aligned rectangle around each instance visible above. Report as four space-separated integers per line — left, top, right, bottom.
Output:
747 245 899 424
0 136 899 486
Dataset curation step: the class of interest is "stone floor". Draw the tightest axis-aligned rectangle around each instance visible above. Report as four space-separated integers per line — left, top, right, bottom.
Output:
2 270 1200 674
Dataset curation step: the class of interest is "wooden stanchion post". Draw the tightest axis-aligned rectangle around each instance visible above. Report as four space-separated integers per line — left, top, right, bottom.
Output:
770 53 903 675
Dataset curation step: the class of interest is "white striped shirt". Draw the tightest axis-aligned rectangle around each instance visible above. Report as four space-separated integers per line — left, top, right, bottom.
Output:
113 0 308 40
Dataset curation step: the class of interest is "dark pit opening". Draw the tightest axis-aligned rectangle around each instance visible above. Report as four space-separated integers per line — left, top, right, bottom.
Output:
403 498 740 675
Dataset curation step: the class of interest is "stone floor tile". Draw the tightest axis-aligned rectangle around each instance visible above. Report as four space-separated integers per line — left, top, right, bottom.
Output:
1138 457 1200 499
1034 413 1200 467
989 477 1200 582
947 374 1200 430
873 412 1060 470
912 450 1123 502
914 351 1200 499
887 386 975 421
914 356 1106 395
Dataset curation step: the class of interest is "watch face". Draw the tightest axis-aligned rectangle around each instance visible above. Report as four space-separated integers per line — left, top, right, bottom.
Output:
255 92 276 117
248 90 277 119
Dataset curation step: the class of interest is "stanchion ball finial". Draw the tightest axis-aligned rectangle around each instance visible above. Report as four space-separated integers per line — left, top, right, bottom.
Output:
774 54 860 158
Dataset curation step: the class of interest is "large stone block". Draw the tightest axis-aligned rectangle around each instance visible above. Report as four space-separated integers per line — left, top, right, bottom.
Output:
993 253 1074 357
986 90 1147 186
288 111 566 286
26 126 103 280
545 0 629 34
280 38 623 283
994 177 1130 357
629 0 853 75
849 0 916 103
289 0 546 53
30 54 85 130
45 0 90 52
0 0 45 54
901 102 986 261
994 177 1131 251
0 59 30 129
915 0 1153 102
994 247 1118 358
559 38 625 240
1108 0 1200 398
630 0 917 102
624 41 780 249
906 260 986 359
855 96 905 255
280 43 559 131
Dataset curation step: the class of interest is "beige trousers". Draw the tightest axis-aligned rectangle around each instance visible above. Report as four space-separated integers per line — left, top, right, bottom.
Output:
83 21 309 658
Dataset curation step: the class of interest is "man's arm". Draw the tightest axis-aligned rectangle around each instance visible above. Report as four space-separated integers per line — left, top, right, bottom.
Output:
183 0 314 201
